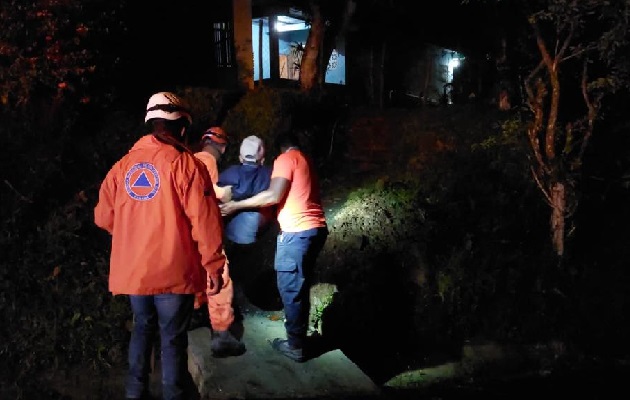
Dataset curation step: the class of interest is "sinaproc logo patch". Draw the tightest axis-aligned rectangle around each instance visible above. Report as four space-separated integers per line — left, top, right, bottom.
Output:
125 162 160 201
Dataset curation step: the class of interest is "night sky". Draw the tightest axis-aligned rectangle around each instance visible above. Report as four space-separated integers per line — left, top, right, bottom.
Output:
118 2 216 96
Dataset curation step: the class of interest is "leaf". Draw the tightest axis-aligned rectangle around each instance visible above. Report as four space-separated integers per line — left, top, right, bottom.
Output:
45 265 61 280
75 190 88 203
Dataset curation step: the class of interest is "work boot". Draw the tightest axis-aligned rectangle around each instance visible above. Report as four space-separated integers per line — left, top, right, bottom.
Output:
270 338 305 363
210 330 246 358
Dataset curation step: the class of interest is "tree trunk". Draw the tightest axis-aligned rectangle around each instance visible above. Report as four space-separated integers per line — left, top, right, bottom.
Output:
378 40 386 109
523 3 613 260
299 3 324 92
525 22 567 259
550 182 566 256
233 0 254 90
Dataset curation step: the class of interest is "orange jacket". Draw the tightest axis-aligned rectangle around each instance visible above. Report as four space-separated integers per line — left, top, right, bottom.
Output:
94 135 226 295
194 151 229 201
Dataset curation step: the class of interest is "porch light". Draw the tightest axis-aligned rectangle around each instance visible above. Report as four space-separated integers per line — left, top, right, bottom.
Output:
275 15 307 32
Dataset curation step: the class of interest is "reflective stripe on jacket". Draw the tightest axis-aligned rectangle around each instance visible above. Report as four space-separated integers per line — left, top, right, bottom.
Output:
94 135 225 295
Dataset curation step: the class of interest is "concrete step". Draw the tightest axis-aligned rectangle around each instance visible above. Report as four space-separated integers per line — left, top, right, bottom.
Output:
187 296 381 399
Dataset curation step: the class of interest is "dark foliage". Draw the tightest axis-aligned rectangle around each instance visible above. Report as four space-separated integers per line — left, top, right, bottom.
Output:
1 89 629 397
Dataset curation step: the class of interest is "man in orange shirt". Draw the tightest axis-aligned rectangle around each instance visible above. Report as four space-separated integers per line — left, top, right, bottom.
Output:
94 92 225 399
220 130 328 363
191 126 245 358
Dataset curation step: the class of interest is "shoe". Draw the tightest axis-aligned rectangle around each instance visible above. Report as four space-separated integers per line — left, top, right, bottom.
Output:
125 392 153 400
271 338 304 362
211 330 246 358
188 305 210 331
125 388 152 399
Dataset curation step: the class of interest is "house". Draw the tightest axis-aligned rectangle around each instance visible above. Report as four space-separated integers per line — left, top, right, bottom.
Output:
392 43 465 106
251 7 346 86
206 0 346 90
209 1 471 106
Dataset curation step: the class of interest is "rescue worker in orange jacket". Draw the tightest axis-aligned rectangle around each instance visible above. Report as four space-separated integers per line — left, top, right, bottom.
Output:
191 126 246 358
94 92 225 400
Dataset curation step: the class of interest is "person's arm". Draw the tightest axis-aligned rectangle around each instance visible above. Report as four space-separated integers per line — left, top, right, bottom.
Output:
94 164 119 234
196 152 231 203
214 183 232 203
220 176 288 216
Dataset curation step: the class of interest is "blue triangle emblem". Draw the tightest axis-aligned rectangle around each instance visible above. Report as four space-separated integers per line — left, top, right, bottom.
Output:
133 172 152 188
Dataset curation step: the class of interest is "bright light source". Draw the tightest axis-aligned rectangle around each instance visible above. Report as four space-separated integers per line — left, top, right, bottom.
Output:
276 15 307 32
448 58 461 70
447 57 462 83
276 22 307 32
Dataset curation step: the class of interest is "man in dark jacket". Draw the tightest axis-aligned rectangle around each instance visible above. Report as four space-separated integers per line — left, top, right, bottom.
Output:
218 135 274 245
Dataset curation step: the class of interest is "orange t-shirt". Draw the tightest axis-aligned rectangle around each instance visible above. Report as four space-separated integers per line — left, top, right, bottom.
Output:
194 151 228 201
94 135 225 295
271 148 326 232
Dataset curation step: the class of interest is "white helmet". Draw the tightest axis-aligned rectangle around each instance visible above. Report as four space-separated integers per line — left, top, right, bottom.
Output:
144 92 192 124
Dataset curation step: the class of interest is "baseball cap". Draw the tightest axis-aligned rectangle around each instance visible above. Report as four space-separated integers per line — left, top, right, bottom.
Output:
240 135 265 162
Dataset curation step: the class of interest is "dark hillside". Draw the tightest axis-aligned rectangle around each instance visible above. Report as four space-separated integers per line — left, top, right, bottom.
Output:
1 97 629 398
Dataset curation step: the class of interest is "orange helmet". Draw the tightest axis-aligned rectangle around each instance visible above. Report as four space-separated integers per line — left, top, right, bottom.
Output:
201 126 228 145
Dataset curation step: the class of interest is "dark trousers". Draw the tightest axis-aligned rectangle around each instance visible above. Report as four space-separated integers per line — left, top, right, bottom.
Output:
274 226 328 348
127 294 194 400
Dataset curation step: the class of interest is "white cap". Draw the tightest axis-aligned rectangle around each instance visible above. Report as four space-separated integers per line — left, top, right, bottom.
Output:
239 135 265 162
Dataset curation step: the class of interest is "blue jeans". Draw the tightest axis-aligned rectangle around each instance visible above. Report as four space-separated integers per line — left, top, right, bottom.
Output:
225 211 264 244
127 294 194 400
274 227 328 348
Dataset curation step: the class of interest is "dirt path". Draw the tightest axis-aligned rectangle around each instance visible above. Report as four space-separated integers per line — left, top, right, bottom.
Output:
187 287 382 399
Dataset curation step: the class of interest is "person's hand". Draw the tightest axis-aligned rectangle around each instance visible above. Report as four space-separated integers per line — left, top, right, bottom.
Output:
219 185 232 203
219 201 238 217
207 272 223 296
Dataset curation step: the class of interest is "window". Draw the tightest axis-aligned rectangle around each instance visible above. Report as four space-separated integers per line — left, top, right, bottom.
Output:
213 22 234 68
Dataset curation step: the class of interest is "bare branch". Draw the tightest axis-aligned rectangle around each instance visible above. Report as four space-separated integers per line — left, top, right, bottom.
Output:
559 43 598 63
556 22 574 61
577 60 601 162
524 60 545 107
531 21 555 71
530 166 553 207
4 180 33 203
526 78 550 174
